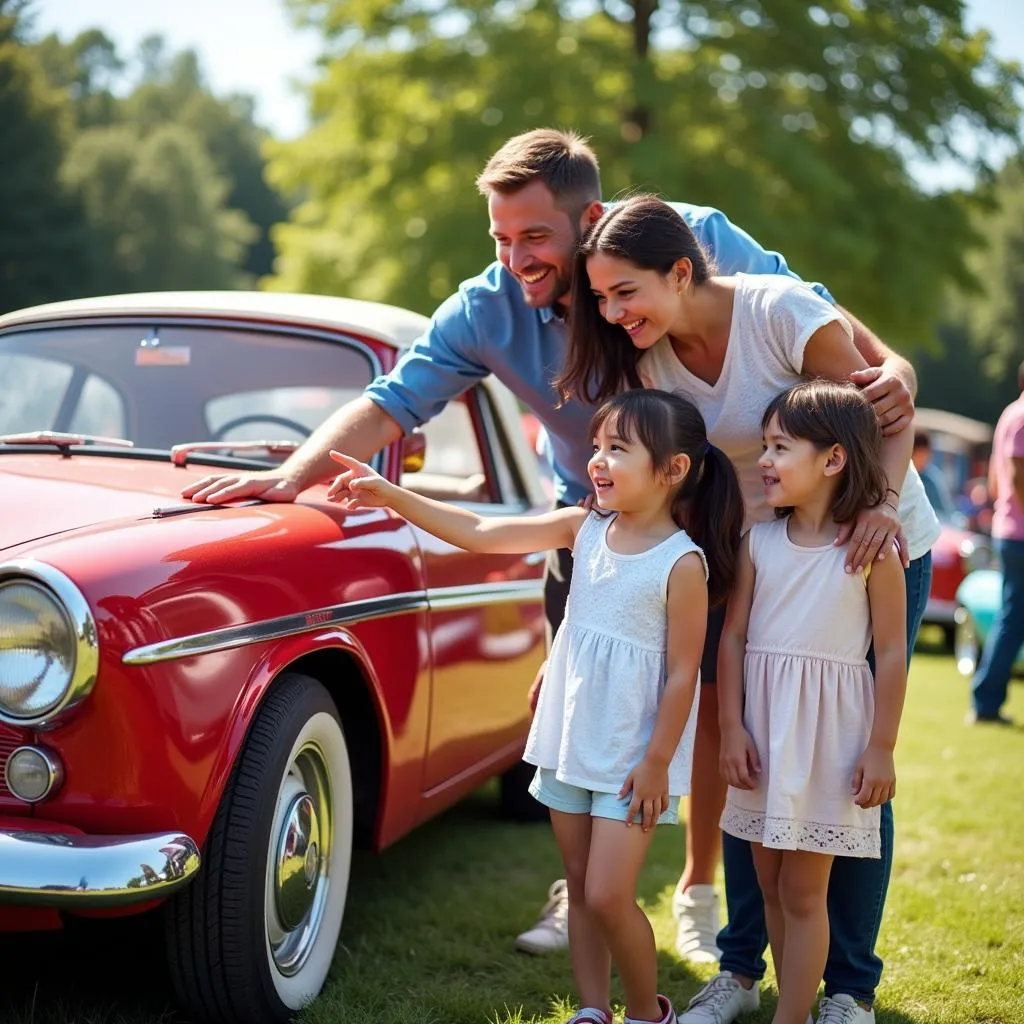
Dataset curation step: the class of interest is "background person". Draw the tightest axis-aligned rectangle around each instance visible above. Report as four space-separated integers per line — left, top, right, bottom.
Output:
968 361 1024 726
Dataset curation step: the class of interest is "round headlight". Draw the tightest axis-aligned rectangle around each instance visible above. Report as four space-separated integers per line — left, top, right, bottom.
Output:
4 746 64 802
0 562 98 727
0 578 77 719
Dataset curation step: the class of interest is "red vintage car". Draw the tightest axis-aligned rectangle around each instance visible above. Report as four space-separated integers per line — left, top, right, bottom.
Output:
0 292 548 1022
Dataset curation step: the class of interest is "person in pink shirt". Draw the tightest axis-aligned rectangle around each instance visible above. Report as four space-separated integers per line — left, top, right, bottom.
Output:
969 361 1024 725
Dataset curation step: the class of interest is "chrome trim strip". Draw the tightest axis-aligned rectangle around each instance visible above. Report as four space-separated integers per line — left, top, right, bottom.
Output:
122 579 544 666
0 560 100 730
427 579 544 612
0 829 200 907
123 592 428 665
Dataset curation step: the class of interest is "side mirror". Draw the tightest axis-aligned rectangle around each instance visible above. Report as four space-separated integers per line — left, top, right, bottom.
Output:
402 429 427 474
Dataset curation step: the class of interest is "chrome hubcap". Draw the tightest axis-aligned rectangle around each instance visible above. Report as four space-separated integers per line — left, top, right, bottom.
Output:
275 794 321 931
266 741 333 976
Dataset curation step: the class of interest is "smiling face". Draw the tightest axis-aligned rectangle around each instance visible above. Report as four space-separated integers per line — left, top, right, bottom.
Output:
585 251 685 350
759 413 842 510
488 180 587 309
587 413 660 511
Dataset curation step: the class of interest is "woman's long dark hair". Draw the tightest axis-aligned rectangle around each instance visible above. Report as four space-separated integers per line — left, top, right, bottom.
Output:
590 389 743 606
761 380 887 523
557 195 712 406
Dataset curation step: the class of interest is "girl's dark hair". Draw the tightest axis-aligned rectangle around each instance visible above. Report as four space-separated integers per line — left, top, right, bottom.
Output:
558 195 713 406
590 388 743 606
761 379 887 523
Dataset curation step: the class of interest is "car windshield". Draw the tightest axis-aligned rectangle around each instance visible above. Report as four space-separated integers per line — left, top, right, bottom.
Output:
0 321 375 457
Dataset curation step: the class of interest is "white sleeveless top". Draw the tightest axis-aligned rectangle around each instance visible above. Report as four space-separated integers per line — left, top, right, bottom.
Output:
638 274 940 560
523 511 706 796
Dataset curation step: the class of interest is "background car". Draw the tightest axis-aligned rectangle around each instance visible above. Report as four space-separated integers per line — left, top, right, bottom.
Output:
917 462 991 648
913 408 994 649
0 291 548 1023
954 568 1024 677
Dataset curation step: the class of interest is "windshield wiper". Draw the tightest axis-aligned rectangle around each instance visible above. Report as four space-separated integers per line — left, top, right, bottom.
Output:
170 440 300 467
0 431 134 450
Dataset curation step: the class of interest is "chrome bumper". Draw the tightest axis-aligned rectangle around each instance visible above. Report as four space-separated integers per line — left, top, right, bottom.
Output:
0 829 200 907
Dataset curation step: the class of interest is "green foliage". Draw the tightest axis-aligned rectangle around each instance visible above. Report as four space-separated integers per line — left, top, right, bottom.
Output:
62 124 255 291
963 157 1024 380
0 0 98 313
918 157 1024 422
119 42 292 280
22 23 290 299
269 0 1021 347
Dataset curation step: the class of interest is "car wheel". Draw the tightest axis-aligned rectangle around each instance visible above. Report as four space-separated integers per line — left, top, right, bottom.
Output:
954 607 980 677
166 672 353 1023
499 759 548 822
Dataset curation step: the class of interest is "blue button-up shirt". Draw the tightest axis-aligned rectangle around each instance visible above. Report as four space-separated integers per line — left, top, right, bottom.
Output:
364 202 833 504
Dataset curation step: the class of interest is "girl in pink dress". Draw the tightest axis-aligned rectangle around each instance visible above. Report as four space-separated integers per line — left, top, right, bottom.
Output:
718 380 907 1024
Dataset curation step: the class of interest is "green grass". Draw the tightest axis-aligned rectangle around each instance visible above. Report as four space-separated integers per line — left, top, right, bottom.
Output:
2 652 1022 1024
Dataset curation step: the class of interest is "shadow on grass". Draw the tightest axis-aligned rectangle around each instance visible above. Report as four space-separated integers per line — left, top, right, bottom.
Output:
0 786 934 1024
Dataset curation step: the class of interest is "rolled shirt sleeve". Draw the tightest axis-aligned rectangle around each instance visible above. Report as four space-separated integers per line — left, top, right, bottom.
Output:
363 291 488 434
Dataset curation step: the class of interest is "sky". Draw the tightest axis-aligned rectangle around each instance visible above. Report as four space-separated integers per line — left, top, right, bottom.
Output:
30 0 1024 188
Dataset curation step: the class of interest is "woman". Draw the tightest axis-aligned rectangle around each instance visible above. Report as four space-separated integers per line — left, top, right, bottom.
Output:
557 195 938 1024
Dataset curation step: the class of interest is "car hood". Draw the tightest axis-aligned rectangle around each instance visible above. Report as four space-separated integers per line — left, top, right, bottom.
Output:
0 454 199 551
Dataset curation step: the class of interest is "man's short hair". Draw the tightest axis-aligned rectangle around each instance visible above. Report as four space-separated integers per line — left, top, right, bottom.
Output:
913 431 932 451
475 129 602 216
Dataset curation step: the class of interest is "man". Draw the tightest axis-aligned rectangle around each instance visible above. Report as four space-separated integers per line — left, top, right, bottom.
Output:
912 431 952 518
968 363 1024 726
183 129 917 1016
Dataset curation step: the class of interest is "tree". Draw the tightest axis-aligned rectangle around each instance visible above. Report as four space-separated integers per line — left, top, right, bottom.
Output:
917 157 1024 422
34 30 289 282
0 0 98 313
63 124 255 292
34 27 122 127
122 46 290 280
268 0 1021 345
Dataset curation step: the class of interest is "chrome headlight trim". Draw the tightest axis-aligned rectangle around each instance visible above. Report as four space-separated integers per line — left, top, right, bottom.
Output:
0 560 99 729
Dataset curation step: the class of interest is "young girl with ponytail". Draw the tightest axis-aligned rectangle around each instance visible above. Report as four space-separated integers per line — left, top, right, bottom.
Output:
326 387 744 1024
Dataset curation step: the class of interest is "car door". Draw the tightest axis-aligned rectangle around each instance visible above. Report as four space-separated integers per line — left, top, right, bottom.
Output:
405 385 547 792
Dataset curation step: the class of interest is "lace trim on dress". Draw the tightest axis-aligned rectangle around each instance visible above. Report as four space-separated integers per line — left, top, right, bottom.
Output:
721 806 880 858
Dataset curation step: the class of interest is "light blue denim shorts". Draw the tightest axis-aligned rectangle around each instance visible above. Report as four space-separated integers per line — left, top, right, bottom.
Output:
528 767 680 826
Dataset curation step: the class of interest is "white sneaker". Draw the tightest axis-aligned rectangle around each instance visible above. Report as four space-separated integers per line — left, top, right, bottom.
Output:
672 882 722 963
515 878 569 953
817 994 875 1024
677 972 759 1023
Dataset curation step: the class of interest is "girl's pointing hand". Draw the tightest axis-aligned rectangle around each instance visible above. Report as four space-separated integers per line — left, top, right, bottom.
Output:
327 450 391 507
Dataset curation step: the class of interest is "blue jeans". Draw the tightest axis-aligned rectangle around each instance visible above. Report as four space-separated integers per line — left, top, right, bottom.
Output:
971 537 1024 717
718 553 932 1005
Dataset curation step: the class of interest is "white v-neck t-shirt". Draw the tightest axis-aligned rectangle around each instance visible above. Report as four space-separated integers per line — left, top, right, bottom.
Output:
638 274 939 560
